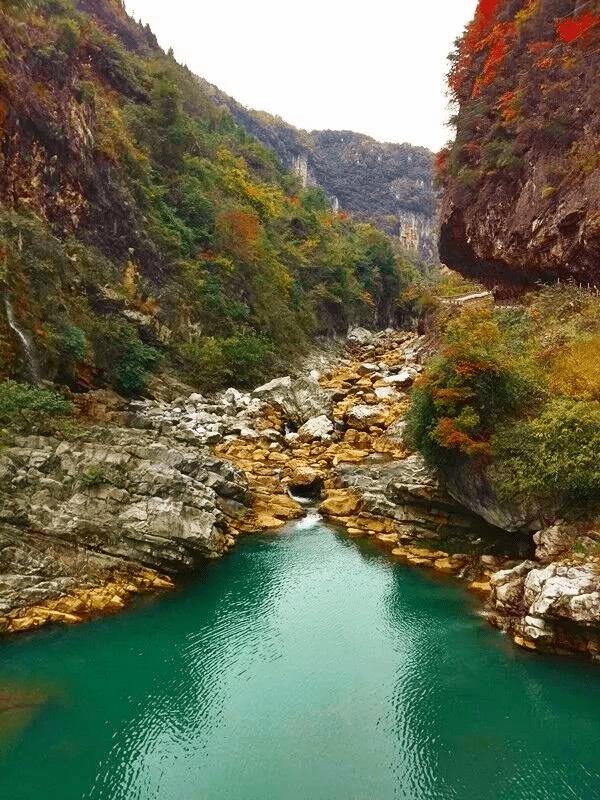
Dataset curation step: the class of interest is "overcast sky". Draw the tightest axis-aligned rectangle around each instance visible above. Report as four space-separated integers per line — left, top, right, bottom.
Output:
124 0 478 152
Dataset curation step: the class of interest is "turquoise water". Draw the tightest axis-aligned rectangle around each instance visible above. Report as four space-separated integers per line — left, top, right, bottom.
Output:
2 521 600 800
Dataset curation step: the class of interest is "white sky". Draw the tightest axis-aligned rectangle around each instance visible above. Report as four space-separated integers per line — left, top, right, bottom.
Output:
124 0 478 152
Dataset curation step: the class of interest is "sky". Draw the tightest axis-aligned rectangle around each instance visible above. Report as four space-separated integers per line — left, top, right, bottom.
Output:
123 0 478 152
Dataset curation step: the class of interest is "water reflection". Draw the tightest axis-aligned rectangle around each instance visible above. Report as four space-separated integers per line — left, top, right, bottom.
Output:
1 525 600 800
86 539 288 799
379 549 600 799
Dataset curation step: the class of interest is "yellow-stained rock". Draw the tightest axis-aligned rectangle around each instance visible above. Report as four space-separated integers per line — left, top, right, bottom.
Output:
469 580 492 595
513 635 537 650
320 490 361 517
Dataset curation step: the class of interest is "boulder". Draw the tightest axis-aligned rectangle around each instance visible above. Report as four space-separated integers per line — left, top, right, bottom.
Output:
533 522 585 563
374 386 397 401
252 376 292 399
384 368 417 388
320 490 361 517
347 327 373 345
385 417 406 443
346 404 387 430
252 375 331 425
297 415 334 442
285 463 324 490
524 563 600 625
358 362 378 375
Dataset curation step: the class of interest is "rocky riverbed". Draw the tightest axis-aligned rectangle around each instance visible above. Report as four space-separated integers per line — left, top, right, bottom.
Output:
2 327 600 660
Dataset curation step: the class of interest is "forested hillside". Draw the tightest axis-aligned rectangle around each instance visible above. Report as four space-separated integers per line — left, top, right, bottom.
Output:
198 82 438 262
0 0 418 394
439 0 600 288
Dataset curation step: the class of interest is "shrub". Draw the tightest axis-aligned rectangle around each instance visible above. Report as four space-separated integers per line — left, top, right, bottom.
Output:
177 338 230 390
403 303 536 463
493 398 600 514
80 464 108 488
0 380 72 422
222 333 273 387
56 20 81 56
80 462 128 489
177 332 273 390
91 320 163 395
549 336 600 400
60 325 87 364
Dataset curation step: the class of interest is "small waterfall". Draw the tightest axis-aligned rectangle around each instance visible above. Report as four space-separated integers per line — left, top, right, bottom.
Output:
3 295 41 383
295 511 323 530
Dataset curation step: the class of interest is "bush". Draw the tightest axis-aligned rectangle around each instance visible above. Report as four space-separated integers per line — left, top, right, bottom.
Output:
80 464 108 488
56 20 81 56
177 338 230 390
493 398 600 514
0 380 72 422
60 325 87 363
91 320 163 395
177 332 273 390
222 333 273 386
403 304 535 463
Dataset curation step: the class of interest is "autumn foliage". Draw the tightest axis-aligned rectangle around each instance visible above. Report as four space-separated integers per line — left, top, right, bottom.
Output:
557 10 600 44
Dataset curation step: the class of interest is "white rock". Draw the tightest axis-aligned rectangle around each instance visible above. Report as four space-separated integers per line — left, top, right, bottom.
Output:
358 362 378 375
346 405 386 428
374 386 397 401
252 376 292 398
297 415 334 442
384 368 417 388
347 327 373 345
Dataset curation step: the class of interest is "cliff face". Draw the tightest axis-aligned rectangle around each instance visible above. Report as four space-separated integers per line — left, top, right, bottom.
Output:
439 0 600 288
199 83 437 263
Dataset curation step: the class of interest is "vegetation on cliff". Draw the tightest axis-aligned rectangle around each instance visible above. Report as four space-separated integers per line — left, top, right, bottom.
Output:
405 287 600 516
438 0 600 286
197 86 438 263
0 0 420 394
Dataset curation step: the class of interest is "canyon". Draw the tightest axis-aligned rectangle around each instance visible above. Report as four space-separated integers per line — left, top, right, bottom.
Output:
2 324 599 662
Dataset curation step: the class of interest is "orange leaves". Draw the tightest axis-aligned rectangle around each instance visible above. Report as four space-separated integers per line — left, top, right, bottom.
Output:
216 208 261 262
557 11 600 45
449 0 513 99
434 417 492 457
478 34 508 91
498 90 522 123
435 148 449 177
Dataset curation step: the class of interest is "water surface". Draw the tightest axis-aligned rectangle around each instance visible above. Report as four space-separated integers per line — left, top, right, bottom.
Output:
1 521 600 799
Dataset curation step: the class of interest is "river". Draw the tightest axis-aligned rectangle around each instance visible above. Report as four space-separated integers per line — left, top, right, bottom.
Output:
1 520 600 799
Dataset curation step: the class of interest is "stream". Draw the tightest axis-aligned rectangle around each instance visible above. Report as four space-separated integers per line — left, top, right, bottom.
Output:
1 520 600 799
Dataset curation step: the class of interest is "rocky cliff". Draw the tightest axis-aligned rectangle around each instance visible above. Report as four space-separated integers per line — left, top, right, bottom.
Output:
198 82 437 263
439 0 600 288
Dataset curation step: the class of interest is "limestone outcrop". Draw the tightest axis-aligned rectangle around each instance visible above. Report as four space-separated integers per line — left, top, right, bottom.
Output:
0 424 252 631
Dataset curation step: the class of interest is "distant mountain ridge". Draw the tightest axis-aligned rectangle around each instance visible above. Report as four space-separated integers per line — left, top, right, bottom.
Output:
197 80 437 262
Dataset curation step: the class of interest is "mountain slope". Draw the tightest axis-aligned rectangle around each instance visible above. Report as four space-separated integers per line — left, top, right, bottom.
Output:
439 0 600 288
0 0 418 393
198 82 437 262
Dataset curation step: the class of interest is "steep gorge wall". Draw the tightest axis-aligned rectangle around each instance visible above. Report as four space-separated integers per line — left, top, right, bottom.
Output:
198 82 438 263
439 0 600 288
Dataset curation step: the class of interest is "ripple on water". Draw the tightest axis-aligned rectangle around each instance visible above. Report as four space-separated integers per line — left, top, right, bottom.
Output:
1 523 600 800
